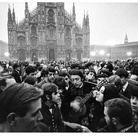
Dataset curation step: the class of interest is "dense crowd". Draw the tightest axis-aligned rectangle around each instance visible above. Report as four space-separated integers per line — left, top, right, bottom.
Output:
0 58 138 132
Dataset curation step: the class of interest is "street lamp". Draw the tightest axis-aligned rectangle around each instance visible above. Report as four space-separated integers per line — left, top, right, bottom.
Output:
90 51 96 56
126 52 132 56
99 50 105 55
4 52 9 57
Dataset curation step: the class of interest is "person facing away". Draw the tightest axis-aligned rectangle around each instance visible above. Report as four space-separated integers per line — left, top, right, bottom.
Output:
0 83 49 132
41 83 65 132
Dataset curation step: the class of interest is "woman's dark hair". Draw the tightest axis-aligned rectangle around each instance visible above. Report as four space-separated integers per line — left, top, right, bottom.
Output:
103 84 120 103
53 77 67 90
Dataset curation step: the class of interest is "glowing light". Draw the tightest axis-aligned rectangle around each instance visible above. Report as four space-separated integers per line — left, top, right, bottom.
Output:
4 52 9 57
107 53 110 57
90 51 96 56
126 52 132 56
99 50 105 55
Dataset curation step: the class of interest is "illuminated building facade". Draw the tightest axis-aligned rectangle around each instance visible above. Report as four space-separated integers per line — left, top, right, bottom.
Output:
91 34 138 61
7 2 90 62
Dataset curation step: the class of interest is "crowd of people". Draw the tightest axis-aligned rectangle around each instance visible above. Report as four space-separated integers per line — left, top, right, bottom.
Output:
0 58 138 132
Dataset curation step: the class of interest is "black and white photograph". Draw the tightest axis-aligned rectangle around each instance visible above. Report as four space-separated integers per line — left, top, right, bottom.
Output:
0 0 138 135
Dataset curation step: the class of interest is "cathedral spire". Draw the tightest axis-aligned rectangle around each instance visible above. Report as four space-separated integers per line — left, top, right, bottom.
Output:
12 4 15 21
82 11 86 28
124 33 128 44
25 2 28 10
72 2 76 21
73 2 75 15
86 11 89 26
8 4 12 21
25 2 29 21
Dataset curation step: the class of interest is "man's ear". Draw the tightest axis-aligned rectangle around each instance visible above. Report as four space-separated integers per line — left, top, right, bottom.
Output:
7 113 16 126
112 117 118 126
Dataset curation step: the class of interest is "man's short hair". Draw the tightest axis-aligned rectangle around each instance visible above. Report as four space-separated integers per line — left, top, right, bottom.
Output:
12 63 20 70
25 65 36 75
115 68 129 78
70 69 84 79
47 66 56 73
41 83 58 96
104 98 132 127
24 76 37 85
0 83 43 123
53 77 67 90
59 71 70 78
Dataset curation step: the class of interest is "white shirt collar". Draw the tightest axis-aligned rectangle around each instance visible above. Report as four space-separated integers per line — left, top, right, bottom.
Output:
123 81 128 91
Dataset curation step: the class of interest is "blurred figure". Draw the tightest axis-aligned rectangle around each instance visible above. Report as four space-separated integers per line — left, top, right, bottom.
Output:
0 77 16 93
101 98 135 132
11 63 22 83
130 87 138 132
24 75 38 86
37 66 56 88
0 83 46 132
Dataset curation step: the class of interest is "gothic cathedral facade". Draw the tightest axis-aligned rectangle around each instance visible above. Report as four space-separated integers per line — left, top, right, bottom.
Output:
7 2 90 62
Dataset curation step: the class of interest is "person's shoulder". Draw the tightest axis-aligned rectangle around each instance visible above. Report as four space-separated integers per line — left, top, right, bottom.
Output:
33 122 50 132
128 79 138 87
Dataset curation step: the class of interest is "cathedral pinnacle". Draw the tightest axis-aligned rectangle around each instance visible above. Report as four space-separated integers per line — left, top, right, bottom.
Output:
124 33 128 44
12 4 15 21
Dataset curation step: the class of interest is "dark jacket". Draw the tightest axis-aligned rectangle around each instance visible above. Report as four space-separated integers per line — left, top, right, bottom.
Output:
123 82 137 99
41 100 65 132
11 69 22 83
61 81 96 123
98 125 136 132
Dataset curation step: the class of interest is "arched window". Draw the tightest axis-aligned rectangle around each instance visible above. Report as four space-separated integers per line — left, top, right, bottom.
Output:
18 36 25 46
48 9 54 22
31 25 37 35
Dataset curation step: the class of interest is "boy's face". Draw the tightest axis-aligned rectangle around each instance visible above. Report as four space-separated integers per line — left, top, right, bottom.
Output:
51 90 61 104
131 95 138 113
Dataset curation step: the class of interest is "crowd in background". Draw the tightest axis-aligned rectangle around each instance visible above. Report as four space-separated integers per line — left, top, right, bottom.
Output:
0 58 138 132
